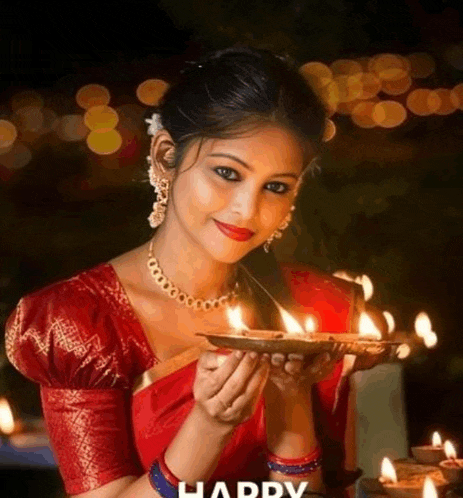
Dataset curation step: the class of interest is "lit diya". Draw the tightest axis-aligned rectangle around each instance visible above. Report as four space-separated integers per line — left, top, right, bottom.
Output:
197 303 407 357
411 432 446 465
379 457 448 498
439 441 463 484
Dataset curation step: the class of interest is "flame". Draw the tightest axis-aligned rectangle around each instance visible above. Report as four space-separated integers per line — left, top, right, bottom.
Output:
226 306 249 332
383 311 396 334
432 431 442 447
423 476 438 498
444 440 457 459
0 398 15 435
359 312 382 340
304 314 318 334
415 312 432 338
359 274 374 301
380 457 398 483
279 308 304 335
414 312 438 348
396 344 410 359
333 270 354 282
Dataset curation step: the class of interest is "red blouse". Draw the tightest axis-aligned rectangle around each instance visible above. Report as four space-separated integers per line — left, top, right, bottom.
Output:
5 262 358 495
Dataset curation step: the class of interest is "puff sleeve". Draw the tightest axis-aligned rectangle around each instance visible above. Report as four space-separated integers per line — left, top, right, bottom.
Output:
5 276 147 495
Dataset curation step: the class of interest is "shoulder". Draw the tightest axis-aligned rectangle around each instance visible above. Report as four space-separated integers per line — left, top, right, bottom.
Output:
279 262 363 332
5 263 152 389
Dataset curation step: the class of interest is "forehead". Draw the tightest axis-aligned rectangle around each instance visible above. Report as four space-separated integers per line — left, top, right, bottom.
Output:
187 125 307 174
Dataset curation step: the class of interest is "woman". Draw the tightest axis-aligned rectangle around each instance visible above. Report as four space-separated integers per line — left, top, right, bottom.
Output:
5 47 367 498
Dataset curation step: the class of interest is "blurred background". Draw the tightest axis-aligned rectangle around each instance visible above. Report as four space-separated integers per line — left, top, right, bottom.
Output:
1 0 463 495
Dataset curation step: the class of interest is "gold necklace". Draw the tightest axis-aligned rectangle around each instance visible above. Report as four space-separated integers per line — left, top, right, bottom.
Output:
147 240 238 311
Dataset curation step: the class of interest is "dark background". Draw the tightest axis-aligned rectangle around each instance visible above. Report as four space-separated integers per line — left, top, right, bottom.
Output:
1 1 463 495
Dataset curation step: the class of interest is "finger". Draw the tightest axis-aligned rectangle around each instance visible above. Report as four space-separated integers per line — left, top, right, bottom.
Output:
284 358 304 375
271 353 285 367
230 357 270 412
288 353 304 361
199 350 241 370
216 351 261 403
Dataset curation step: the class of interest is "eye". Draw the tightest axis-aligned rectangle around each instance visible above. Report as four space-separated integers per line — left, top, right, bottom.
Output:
265 181 290 194
214 167 240 181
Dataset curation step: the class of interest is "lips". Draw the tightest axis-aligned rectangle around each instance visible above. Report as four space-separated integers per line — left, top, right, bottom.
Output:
213 220 255 242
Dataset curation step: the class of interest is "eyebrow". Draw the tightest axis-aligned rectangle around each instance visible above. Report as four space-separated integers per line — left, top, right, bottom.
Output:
207 153 299 180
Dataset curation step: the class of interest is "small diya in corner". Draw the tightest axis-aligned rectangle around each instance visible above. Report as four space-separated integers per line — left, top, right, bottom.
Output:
439 441 463 485
379 457 448 498
411 432 446 465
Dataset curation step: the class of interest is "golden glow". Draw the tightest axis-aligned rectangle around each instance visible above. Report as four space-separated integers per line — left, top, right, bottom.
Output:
11 90 43 112
333 270 354 282
0 143 32 170
330 59 363 76
451 83 463 110
322 119 336 142
372 101 407 128
406 89 441 116
369 54 410 81
414 312 432 338
56 115 88 141
299 62 333 89
351 101 377 129
136 79 169 106
433 88 459 115
358 312 382 340
407 53 436 79
423 332 438 349
279 308 304 335
86 129 122 155
444 440 457 459
380 457 398 483
381 75 412 96
76 84 111 110
336 100 362 116
0 398 15 435
423 476 438 498
226 306 249 332
432 431 442 448
304 315 318 334
357 274 374 301
358 72 382 100
396 344 410 359
383 311 396 334
0 120 18 149
84 106 119 131
315 80 339 116
333 74 363 103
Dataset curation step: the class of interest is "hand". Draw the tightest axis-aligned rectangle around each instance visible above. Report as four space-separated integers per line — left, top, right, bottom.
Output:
267 350 345 395
193 350 270 428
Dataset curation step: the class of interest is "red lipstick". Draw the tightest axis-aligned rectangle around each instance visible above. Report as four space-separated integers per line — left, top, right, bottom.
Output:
214 220 255 241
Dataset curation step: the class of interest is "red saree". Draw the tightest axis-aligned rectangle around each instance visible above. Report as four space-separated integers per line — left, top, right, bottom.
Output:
5 262 359 495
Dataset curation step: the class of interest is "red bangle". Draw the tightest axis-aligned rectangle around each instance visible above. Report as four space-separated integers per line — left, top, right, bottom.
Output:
158 451 195 492
267 446 322 466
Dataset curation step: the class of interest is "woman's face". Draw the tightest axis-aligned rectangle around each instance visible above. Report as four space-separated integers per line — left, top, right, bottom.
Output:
167 124 309 264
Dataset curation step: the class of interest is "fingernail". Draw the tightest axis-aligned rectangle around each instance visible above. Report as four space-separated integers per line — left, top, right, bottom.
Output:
235 350 244 359
323 352 331 362
250 351 258 360
261 354 270 363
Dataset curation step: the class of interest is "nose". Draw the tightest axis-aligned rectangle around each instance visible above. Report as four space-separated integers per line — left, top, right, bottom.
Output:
230 184 259 221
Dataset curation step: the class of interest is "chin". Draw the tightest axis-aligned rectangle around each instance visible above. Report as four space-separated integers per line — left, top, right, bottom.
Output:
206 242 260 265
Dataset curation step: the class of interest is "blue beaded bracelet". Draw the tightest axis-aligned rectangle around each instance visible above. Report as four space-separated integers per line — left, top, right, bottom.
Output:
149 459 180 498
266 455 323 476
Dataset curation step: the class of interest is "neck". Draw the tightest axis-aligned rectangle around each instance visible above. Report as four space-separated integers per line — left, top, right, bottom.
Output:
147 222 237 300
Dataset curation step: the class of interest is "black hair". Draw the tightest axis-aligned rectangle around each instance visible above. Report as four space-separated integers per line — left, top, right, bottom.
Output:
154 47 326 169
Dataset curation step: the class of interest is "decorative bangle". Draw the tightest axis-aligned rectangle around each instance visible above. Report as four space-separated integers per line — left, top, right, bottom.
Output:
148 451 195 498
266 447 323 476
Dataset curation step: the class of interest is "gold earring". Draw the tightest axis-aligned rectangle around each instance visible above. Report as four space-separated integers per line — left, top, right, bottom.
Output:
263 206 295 253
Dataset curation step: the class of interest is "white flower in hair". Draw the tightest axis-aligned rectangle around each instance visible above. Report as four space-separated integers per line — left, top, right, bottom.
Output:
145 112 163 136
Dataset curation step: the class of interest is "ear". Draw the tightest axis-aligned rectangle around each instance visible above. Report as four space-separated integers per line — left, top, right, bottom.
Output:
149 129 176 179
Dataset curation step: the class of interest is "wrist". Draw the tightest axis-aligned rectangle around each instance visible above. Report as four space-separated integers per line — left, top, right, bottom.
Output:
191 402 236 438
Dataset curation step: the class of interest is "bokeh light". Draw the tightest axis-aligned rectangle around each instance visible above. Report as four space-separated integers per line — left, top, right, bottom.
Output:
55 115 88 141
407 53 436 79
433 88 459 115
136 79 169 106
336 100 362 116
317 80 339 116
368 53 410 81
444 44 463 71
76 84 111 110
358 72 381 100
330 59 363 76
322 119 336 142
351 101 377 128
333 74 363 103
0 142 32 170
381 74 412 96
84 105 119 131
0 120 18 149
299 62 333 90
451 84 463 110
86 129 123 155
372 101 407 128
116 103 145 126
406 89 441 116
10 90 44 112
13 106 44 134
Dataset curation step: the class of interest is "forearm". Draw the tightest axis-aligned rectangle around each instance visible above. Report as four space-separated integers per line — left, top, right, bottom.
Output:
265 385 323 491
